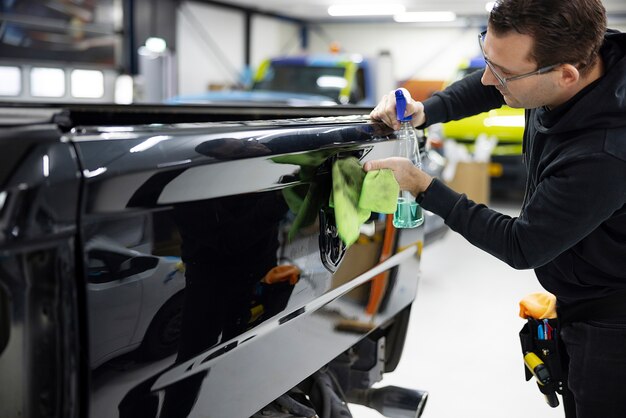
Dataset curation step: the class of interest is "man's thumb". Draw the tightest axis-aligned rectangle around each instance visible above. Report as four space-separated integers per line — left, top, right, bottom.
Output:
363 160 379 172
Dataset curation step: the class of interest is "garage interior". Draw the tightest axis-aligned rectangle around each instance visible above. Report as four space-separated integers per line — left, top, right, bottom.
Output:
2 1 626 418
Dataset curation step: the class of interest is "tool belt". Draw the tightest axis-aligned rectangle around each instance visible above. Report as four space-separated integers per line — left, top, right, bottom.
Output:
519 317 564 408
519 289 626 408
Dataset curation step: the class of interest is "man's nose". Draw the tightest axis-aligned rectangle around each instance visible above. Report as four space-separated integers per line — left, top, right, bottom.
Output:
481 67 498 87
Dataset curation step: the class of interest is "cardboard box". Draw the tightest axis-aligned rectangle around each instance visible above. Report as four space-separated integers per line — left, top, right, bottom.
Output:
331 226 385 303
446 161 490 205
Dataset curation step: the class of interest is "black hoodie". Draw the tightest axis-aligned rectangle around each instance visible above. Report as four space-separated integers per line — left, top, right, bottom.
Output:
419 30 626 307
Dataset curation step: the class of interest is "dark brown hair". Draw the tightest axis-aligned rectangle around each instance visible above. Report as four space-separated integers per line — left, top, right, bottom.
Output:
489 0 606 75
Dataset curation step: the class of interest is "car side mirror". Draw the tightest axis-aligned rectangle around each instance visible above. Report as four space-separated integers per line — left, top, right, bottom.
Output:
118 256 159 279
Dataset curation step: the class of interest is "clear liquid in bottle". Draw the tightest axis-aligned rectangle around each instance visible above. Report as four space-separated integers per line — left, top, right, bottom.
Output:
392 89 425 229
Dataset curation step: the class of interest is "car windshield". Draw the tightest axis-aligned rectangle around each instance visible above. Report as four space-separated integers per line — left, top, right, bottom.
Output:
252 65 347 100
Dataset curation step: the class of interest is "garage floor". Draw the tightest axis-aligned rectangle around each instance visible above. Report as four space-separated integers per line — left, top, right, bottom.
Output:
351 198 565 418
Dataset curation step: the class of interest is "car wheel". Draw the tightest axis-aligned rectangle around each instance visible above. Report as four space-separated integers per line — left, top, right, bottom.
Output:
142 291 184 361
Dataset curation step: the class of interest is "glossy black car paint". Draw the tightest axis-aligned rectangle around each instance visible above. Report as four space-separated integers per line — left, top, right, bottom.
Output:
0 123 82 418
0 104 427 418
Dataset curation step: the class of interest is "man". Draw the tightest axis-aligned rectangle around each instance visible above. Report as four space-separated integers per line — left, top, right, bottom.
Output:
366 0 626 417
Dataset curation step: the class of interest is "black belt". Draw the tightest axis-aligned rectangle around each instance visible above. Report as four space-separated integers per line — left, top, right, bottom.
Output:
557 289 626 327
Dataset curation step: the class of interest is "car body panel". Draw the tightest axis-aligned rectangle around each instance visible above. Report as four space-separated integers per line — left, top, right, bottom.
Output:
72 116 419 418
0 124 82 418
442 106 525 149
0 104 433 418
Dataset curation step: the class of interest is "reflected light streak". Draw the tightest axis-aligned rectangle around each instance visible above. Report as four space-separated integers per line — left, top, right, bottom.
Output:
130 135 171 153
42 155 50 177
157 159 192 168
83 167 107 178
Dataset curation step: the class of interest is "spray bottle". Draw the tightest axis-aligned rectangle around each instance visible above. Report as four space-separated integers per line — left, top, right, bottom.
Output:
392 89 425 229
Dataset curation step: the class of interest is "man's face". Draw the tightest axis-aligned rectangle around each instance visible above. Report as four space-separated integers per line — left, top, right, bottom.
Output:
480 29 559 109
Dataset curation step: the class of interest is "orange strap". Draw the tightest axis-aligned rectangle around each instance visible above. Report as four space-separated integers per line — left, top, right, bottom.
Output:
365 214 396 315
262 265 300 285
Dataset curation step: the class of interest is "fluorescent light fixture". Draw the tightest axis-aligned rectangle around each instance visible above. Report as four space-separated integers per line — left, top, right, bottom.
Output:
328 4 405 16
31 67 65 97
485 2 496 12
0 66 21 96
71 69 104 98
394 11 457 23
115 74 134 104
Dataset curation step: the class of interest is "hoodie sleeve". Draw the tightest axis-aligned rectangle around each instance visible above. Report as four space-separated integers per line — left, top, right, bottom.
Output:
421 70 505 127
419 151 626 269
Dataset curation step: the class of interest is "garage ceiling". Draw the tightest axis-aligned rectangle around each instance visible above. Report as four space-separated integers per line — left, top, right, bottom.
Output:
211 0 626 23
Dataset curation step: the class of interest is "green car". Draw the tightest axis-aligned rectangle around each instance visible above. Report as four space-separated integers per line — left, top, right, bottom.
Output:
442 57 527 196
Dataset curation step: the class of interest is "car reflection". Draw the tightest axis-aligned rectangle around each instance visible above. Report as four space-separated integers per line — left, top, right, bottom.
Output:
85 165 308 373
86 236 185 369
85 134 444 417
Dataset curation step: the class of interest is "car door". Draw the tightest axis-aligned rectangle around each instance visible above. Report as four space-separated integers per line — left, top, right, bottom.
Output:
70 113 420 418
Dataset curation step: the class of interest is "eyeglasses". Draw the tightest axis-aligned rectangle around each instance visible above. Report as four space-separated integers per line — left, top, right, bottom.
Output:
478 31 560 88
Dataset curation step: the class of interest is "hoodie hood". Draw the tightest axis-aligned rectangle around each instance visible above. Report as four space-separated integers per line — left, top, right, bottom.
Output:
534 30 626 135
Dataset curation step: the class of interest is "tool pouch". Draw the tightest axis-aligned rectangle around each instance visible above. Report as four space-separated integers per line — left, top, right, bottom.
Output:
519 318 565 406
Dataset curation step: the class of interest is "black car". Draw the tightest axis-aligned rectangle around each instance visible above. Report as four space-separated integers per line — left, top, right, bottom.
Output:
0 103 443 418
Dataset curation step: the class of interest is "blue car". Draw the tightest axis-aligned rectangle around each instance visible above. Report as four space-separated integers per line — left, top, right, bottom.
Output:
170 54 377 106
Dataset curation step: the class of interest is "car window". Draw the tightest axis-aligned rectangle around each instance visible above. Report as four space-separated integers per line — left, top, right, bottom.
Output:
253 65 346 101
352 67 366 103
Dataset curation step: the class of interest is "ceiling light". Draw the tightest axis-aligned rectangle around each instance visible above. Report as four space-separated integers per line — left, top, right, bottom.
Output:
394 11 457 23
328 4 405 17
145 37 167 54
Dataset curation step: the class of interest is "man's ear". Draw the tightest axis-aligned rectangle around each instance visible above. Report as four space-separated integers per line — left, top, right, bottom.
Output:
558 64 580 87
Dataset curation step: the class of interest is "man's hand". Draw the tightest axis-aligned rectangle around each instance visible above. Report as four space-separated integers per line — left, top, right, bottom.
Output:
369 88 427 130
363 157 433 197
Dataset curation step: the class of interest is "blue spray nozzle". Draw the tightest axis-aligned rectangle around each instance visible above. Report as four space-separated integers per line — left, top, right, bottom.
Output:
395 89 412 122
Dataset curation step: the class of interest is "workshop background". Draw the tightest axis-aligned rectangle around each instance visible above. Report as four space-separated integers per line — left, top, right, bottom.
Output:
2 1 626 417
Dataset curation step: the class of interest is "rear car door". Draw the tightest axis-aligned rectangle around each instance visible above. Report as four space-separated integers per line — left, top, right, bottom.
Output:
1 105 425 418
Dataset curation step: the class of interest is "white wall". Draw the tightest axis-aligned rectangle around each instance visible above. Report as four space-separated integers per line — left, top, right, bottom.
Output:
176 3 626 96
177 2 244 94
251 15 302 64
308 24 481 83
311 21 626 83
176 2 481 95
177 1 299 95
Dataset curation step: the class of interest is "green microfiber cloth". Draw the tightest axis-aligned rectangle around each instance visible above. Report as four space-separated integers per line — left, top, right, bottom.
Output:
272 152 399 245
332 158 371 246
272 150 337 240
359 169 400 213
332 157 399 246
